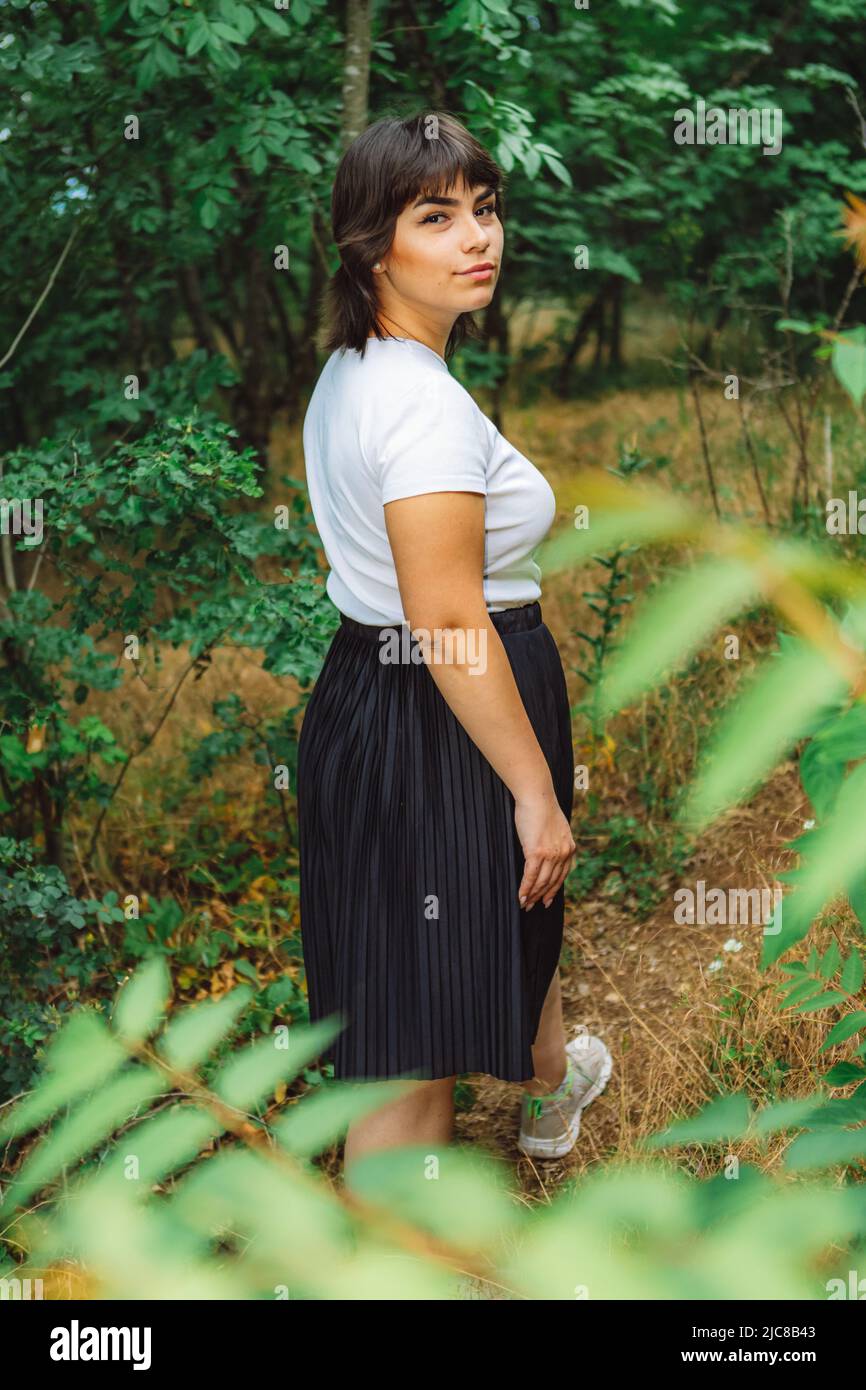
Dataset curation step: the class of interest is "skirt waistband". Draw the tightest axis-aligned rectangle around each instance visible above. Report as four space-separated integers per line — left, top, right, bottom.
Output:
339 600 543 644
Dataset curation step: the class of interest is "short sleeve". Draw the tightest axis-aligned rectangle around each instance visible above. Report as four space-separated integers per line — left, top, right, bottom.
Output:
375 375 489 504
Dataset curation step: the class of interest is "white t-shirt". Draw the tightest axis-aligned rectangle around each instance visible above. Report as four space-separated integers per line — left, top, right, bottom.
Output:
301 335 557 626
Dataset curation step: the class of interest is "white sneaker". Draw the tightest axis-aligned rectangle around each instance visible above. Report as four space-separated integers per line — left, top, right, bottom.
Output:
517 1032 613 1159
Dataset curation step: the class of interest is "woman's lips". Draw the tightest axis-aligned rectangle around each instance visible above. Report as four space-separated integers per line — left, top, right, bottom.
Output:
458 266 495 280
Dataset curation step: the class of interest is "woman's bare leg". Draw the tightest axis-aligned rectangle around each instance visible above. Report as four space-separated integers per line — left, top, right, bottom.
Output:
342 969 568 1179
520 966 568 1095
343 1076 457 1185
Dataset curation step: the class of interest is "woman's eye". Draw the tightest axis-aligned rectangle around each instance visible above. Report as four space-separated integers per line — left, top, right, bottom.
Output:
421 204 497 226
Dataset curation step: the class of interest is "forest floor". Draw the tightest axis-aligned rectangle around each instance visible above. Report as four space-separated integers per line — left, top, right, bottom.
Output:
455 762 809 1189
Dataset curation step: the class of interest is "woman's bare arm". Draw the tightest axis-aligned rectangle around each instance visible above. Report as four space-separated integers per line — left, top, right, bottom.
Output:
384 490 575 908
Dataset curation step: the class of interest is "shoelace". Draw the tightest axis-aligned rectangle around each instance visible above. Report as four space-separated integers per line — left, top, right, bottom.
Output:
524 1056 574 1120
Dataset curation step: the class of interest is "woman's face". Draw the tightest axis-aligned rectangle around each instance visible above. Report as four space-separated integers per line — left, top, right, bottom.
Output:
376 176 503 327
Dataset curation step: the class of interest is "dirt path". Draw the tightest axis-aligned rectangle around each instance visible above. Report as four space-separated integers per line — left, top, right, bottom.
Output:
455 764 808 1200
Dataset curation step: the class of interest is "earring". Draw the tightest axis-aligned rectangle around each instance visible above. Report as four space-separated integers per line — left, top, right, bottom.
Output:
373 263 382 271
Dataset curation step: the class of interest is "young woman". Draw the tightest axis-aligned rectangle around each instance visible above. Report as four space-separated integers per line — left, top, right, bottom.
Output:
298 111 612 1180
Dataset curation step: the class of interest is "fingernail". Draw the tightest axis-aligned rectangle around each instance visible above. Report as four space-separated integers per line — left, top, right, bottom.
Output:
519 896 526 907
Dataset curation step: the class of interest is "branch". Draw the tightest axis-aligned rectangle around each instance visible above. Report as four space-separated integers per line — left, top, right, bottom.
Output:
0 221 83 371
83 640 225 867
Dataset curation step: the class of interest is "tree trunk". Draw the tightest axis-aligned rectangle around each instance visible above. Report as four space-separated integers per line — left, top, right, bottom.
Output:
556 288 605 396
592 294 607 369
267 277 300 415
177 262 220 356
114 236 144 365
235 228 272 465
36 767 65 872
299 205 331 395
290 0 372 411
607 278 623 369
341 0 372 152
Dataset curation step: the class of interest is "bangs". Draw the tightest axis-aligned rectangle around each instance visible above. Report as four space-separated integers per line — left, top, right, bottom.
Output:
392 128 502 215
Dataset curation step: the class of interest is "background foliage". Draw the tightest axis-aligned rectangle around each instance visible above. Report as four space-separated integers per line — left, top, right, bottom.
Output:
3 0 866 1299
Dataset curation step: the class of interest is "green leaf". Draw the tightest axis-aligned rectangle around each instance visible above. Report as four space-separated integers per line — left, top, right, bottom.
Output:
793 990 849 1013
596 555 757 718
273 1079 414 1158
751 1096 826 1136
258 6 288 33
522 146 541 180
823 1061 866 1084
817 939 842 981
644 1092 753 1147
541 151 573 187
684 636 848 831
801 701 866 819
763 761 866 967
212 1018 345 1112
808 700 866 761
200 198 219 230
210 20 247 42
186 18 210 56
111 954 171 1043
831 327 866 408
152 39 180 76
800 742 847 820
778 976 827 1008
209 37 242 68
495 139 515 173
537 483 693 574
158 986 254 1071
0 1067 164 1216
840 951 865 995
775 319 816 334
785 1126 866 1170
80 1104 223 1196
225 0 257 36
590 247 642 284
136 46 159 88
798 1087 866 1126
820 1011 866 1051
784 62 858 89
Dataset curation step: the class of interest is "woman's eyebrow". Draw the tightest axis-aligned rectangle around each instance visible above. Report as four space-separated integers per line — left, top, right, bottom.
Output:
411 185 496 209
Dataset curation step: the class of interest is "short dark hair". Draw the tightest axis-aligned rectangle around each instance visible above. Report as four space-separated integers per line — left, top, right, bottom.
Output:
318 110 505 361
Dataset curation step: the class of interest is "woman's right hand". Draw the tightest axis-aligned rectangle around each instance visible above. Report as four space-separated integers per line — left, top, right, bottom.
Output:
513 787 577 911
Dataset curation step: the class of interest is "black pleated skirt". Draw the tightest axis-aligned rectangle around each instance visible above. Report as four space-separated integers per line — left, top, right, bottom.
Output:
296 600 574 1083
